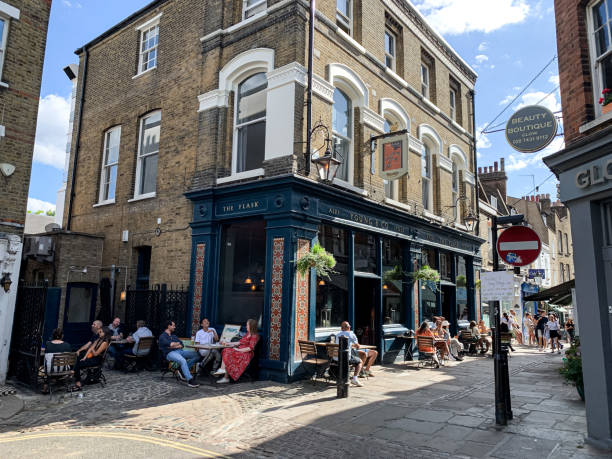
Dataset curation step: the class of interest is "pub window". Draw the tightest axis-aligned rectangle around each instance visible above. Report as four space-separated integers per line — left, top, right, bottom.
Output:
336 0 352 35
439 252 451 281
589 0 612 115
354 232 377 274
317 225 349 328
383 116 400 201
332 88 352 183
218 220 266 325
382 238 405 325
235 72 267 173
385 29 396 71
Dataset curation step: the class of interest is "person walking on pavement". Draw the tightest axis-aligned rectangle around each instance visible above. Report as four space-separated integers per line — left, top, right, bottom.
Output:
535 310 548 351
500 313 516 352
547 314 562 354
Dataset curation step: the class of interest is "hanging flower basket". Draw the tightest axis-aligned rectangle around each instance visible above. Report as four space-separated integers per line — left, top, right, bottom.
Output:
456 274 467 287
410 265 440 283
296 243 337 279
382 265 404 284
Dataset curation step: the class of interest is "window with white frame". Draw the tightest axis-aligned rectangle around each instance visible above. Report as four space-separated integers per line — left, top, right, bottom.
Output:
449 88 457 121
490 195 498 210
235 72 267 173
421 63 430 99
421 143 432 211
383 117 399 200
564 233 569 254
243 0 266 20
336 0 352 35
451 161 459 220
385 29 396 71
558 230 563 253
332 88 352 183
560 263 565 282
589 0 612 113
0 16 8 79
99 126 121 203
138 22 159 74
135 111 161 197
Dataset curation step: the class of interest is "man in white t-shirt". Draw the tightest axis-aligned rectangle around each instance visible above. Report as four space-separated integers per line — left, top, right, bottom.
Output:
195 318 221 373
335 322 365 387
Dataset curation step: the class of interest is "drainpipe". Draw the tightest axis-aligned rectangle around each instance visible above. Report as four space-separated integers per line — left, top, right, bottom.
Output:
66 48 89 231
305 0 315 176
470 90 480 237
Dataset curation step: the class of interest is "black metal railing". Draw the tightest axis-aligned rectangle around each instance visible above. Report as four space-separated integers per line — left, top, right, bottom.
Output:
125 285 189 337
9 283 48 387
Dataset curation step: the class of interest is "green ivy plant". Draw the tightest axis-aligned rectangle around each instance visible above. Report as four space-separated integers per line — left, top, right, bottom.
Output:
296 243 337 279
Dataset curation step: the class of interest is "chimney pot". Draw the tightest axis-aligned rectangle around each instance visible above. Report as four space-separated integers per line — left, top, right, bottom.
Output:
501 158 505 171
478 167 482 174
494 162 498 172
536 196 540 202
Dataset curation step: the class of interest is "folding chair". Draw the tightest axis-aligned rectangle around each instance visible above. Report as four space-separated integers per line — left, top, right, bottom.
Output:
43 352 77 397
123 336 154 372
298 340 329 384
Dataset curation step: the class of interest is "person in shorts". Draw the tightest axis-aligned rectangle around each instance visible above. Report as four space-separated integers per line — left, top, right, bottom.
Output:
335 321 365 387
535 311 548 351
547 314 561 354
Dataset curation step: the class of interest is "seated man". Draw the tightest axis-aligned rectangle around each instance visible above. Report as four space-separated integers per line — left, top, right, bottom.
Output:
477 320 492 353
158 321 200 388
107 317 125 362
194 318 221 374
335 321 365 387
115 320 153 370
76 320 103 358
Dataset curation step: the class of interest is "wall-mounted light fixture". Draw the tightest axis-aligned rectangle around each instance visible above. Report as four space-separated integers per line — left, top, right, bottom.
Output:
309 121 342 182
1 273 12 293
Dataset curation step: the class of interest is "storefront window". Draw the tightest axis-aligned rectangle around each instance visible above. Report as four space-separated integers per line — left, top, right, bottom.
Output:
421 284 437 322
382 238 404 325
217 220 266 325
354 231 377 273
439 252 451 281
316 225 349 328
421 247 436 268
456 256 468 321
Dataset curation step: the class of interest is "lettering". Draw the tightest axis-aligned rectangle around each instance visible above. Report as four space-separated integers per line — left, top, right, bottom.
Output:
575 159 612 189
219 200 264 214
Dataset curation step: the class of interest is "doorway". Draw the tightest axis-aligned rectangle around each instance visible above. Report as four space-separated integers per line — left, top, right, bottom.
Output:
63 282 97 346
354 277 379 346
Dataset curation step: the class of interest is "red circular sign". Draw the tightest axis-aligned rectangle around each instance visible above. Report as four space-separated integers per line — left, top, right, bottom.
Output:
496 226 542 267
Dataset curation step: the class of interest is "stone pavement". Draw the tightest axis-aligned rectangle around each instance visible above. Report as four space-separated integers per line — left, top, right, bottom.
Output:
0 346 609 458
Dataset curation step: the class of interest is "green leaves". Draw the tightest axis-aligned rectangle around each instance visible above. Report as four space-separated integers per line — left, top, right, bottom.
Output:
296 243 337 279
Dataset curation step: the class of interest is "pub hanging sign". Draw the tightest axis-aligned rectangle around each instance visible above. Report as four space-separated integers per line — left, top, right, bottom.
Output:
505 105 558 153
379 132 409 181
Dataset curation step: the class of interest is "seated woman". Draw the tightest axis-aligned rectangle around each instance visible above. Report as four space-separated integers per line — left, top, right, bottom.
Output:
416 321 440 368
73 327 111 390
42 328 72 394
442 321 464 361
477 320 492 353
214 319 259 384
432 319 451 362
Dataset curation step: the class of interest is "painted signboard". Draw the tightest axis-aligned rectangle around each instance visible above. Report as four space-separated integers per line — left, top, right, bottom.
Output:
505 105 557 153
379 132 408 180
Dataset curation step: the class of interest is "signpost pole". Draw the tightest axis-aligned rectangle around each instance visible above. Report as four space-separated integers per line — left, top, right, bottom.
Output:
491 216 507 425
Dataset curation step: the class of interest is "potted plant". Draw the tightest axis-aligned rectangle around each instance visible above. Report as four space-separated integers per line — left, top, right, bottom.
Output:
411 265 441 283
599 88 612 115
560 338 584 401
296 243 337 279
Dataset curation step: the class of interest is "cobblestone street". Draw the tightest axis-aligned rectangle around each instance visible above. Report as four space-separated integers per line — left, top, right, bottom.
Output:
0 347 608 458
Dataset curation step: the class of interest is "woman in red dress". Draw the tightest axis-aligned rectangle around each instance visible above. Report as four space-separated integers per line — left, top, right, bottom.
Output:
215 319 259 383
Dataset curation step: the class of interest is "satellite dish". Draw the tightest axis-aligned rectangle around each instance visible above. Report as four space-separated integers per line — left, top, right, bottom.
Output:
45 223 61 232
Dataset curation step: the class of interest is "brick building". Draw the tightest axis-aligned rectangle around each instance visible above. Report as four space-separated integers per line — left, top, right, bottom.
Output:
64 0 483 381
0 0 51 384
544 0 612 447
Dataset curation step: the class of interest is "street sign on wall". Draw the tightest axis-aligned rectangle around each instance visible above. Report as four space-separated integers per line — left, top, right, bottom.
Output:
505 105 557 153
496 226 542 267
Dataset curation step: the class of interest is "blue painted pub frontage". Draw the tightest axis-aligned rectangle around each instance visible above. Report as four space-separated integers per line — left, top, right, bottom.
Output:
186 176 483 382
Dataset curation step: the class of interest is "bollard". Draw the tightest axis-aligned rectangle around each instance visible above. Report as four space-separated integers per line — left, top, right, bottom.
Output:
337 335 349 398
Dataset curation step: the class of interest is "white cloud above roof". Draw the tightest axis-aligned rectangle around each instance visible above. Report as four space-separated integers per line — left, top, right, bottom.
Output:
414 0 531 35
33 94 71 170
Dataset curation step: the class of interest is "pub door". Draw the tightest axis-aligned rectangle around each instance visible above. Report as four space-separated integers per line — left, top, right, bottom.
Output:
63 282 98 346
354 277 379 346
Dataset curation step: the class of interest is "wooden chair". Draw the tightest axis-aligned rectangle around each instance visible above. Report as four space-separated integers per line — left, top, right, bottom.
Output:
326 343 362 381
123 336 154 372
416 335 440 368
459 331 478 355
298 340 329 384
43 352 77 397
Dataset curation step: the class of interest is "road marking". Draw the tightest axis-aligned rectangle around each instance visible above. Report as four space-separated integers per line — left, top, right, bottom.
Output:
499 241 539 250
0 431 227 457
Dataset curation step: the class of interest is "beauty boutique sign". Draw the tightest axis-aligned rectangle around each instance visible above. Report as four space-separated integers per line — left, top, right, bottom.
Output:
505 105 558 153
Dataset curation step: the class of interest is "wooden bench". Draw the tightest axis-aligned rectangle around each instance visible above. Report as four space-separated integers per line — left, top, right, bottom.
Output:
298 340 329 384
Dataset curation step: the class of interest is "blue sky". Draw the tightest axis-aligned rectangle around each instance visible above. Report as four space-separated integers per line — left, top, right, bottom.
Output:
27 0 561 211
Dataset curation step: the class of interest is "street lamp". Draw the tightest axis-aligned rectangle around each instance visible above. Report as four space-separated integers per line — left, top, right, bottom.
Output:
310 121 342 183
463 210 478 233
0 273 12 293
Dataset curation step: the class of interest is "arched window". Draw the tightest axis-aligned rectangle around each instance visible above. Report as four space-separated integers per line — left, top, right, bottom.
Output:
332 88 352 182
451 160 459 220
383 114 401 200
235 72 267 173
421 142 432 211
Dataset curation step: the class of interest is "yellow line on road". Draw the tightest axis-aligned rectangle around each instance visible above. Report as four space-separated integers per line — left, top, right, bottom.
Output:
0 431 227 457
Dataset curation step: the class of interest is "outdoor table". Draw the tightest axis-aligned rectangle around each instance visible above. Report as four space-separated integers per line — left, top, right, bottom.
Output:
110 339 129 345
397 335 415 361
187 343 234 350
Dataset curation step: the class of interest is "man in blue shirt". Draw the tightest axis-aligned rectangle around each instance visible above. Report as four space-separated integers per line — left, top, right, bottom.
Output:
159 320 200 387
335 321 365 387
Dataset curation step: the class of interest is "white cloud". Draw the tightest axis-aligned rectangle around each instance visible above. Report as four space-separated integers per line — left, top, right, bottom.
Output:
62 0 82 7
505 136 565 172
476 124 492 150
33 94 71 169
515 91 561 113
499 94 516 106
27 197 56 213
548 74 560 86
475 54 489 64
414 0 531 35
478 42 488 52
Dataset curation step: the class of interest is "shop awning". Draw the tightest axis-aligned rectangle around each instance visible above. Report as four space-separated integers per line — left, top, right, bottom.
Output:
523 279 575 305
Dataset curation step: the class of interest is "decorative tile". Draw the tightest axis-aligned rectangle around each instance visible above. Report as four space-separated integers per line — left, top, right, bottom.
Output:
269 238 284 361
294 239 310 361
191 243 206 335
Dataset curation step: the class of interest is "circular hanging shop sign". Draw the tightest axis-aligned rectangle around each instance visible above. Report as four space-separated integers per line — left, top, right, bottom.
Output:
505 105 557 153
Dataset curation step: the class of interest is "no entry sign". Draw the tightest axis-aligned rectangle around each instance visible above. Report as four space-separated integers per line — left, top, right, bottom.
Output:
496 226 541 267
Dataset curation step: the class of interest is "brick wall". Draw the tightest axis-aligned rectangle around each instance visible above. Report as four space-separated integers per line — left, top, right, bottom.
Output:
0 0 51 236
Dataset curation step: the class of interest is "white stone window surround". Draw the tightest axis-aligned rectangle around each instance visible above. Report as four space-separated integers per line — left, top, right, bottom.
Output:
98 125 121 205
0 2 19 86
135 13 161 77
134 110 161 199
418 124 441 213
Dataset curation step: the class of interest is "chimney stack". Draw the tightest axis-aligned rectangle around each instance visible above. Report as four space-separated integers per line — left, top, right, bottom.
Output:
500 158 505 171
478 167 482 174
494 162 498 172
536 195 540 202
